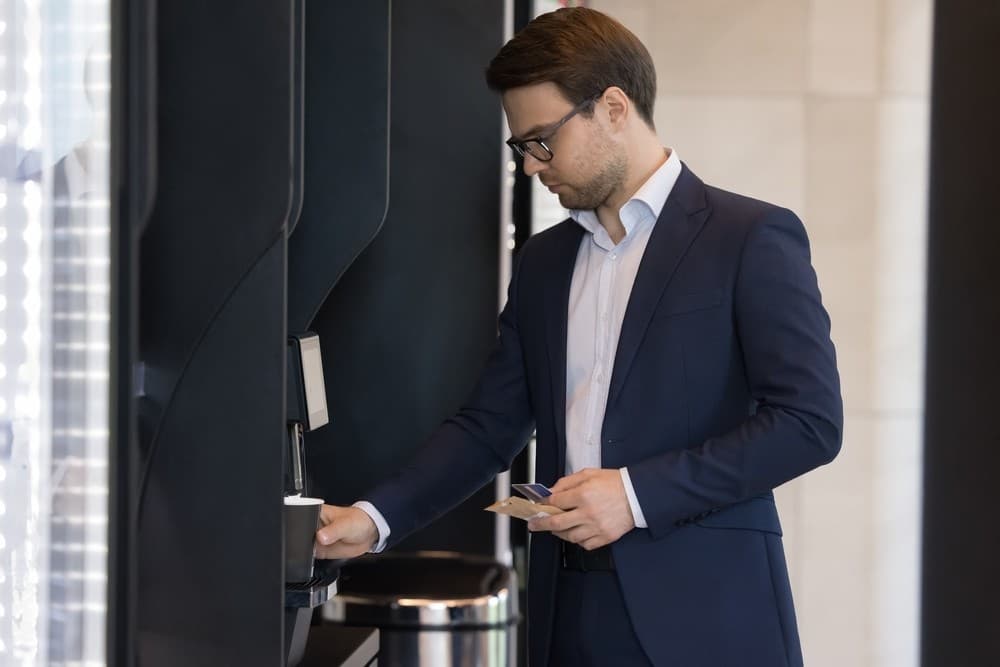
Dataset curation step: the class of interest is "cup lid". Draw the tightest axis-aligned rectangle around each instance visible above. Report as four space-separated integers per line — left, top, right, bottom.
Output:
284 495 324 506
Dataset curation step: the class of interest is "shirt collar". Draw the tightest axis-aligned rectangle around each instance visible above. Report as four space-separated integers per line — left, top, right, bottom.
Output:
569 147 681 241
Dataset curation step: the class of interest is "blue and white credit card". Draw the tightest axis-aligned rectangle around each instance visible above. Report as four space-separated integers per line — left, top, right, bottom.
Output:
512 483 553 504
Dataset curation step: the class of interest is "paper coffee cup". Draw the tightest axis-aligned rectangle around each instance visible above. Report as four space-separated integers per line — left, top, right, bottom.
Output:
284 496 324 582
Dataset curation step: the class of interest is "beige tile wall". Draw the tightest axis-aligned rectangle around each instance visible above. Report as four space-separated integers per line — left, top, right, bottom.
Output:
584 2 931 665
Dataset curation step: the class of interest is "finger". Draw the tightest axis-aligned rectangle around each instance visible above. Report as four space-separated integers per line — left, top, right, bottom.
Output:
580 535 610 551
549 469 593 494
316 521 345 547
526 517 547 532
315 541 367 560
554 525 599 545
530 509 586 533
319 504 338 526
528 513 562 532
547 486 584 511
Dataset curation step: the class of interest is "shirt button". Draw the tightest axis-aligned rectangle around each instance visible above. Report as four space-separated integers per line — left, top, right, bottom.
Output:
600 312 608 322
610 253 618 261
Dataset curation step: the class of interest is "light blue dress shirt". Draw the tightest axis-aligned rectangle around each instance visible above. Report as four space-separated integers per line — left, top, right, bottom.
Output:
564 147 681 529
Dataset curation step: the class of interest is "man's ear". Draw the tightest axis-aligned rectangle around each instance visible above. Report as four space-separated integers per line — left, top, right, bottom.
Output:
601 86 630 131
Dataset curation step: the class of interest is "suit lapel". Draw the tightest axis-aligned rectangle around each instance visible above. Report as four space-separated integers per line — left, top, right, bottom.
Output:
607 164 711 408
543 222 584 476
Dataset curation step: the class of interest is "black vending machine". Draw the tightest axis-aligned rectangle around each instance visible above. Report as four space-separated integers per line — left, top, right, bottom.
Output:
111 0 510 665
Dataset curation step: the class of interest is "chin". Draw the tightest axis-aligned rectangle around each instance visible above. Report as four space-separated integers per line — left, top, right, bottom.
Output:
557 192 582 210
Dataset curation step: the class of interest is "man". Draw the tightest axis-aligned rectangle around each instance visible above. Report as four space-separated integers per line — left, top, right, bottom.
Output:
315 7 842 666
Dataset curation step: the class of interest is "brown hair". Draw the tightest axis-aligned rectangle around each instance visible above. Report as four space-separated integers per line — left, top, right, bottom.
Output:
485 7 657 128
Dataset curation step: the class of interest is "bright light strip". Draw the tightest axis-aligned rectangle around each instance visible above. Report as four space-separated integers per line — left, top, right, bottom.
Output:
13 0 45 658
22 222 41 246
51 313 109 322
21 88 40 112
53 342 109 351
47 544 108 554
21 293 40 317
50 487 108 497
51 430 110 438
48 517 109 527
51 284 109 294
14 395 40 420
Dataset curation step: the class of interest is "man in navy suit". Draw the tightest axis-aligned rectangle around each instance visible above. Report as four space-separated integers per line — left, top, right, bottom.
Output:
315 7 842 666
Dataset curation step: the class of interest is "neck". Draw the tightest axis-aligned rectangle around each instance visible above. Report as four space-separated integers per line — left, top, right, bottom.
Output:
595 139 668 244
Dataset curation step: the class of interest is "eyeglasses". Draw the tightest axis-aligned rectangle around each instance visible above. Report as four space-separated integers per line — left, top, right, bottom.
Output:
505 94 601 162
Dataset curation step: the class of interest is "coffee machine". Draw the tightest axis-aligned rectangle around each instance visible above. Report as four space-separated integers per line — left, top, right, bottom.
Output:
284 332 339 665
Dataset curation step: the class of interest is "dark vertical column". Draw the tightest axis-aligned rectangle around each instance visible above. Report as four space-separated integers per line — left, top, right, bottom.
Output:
922 2 1000 664
132 1 293 664
305 0 505 555
108 0 156 662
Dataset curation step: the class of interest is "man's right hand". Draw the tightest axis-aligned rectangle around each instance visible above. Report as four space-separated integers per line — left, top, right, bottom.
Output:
314 505 379 559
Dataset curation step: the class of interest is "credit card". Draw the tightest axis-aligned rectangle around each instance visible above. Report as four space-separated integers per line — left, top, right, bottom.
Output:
512 483 552 504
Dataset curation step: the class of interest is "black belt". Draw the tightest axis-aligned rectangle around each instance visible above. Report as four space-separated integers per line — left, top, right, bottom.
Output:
561 542 615 571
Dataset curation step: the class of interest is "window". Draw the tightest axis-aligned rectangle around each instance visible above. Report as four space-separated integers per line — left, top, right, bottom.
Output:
0 0 110 663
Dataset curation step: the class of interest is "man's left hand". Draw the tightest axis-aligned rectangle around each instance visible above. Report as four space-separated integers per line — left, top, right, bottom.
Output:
527 468 635 550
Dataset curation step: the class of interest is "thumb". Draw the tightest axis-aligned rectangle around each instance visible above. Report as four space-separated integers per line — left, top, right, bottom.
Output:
316 512 348 546
315 507 377 560
319 503 338 526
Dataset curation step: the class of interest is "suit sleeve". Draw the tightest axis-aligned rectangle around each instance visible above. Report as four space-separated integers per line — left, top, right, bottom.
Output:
627 207 843 539
360 249 537 548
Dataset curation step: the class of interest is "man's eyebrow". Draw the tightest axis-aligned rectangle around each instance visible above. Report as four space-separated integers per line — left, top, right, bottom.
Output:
509 119 557 143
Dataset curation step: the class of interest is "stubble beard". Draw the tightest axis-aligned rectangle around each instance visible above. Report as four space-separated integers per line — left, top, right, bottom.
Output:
556 146 628 212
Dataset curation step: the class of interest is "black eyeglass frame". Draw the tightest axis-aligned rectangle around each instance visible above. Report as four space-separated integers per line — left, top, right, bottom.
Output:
505 93 602 162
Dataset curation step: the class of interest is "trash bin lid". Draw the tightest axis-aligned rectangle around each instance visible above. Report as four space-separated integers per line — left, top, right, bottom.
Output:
323 551 518 629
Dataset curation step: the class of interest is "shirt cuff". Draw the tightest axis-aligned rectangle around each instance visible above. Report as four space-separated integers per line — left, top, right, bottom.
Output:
352 500 391 553
619 467 648 529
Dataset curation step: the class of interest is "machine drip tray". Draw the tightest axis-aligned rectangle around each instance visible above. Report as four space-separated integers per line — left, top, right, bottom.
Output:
285 574 338 609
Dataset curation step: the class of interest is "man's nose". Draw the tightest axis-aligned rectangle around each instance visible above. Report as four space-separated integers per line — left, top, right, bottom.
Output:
522 153 547 178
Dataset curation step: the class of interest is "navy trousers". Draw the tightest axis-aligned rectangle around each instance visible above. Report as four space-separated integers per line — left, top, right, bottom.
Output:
549 569 653 666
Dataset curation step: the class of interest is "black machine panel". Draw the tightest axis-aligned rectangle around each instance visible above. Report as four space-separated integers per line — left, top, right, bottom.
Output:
304 1 506 555
134 0 292 664
118 0 506 663
287 1 391 332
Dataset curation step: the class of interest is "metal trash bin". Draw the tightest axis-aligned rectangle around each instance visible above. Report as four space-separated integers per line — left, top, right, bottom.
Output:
322 551 518 667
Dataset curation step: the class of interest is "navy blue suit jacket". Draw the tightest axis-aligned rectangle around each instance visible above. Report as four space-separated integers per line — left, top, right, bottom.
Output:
366 165 843 666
